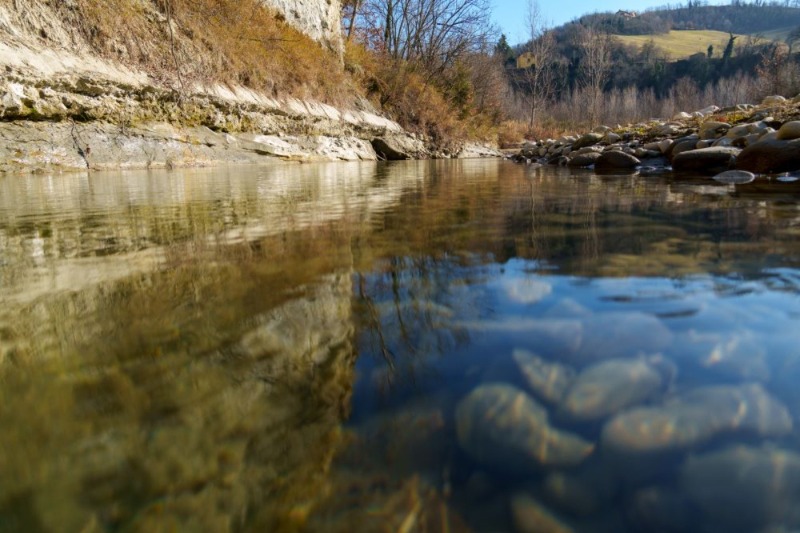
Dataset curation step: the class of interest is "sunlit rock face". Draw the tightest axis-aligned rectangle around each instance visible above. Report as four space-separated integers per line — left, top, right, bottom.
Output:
262 0 343 53
455 384 594 472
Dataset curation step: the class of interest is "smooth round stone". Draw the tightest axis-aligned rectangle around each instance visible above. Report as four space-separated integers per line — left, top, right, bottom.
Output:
712 170 755 184
571 312 673 364
573 132 604 150
567 152 602 168
511 493 576 533
777 120 800 141
681 446 800 531
455 384 595 471
700 121 730 140
737 138 800 173
627 487 692 533
602 384 792 455
513 349 576 404
542 463 618 517
595 150 640 169
762 95 788 106
672 147 741 174
561 358 665 421
669 138 701 159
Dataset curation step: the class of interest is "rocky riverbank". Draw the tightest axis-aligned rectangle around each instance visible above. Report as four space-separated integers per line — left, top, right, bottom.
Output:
0 67 505 174
512 94 800 182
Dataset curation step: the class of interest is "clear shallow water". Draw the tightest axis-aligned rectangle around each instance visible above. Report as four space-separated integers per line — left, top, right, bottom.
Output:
1 160 800 532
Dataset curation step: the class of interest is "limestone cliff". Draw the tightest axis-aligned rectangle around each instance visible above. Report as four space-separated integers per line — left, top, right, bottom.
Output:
0 0 497 173
263 0 343 53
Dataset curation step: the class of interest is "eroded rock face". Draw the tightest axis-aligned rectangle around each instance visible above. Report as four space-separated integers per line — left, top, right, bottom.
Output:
681 446 800 532
455 384 594 471
602 384 792 455
262 0 343 53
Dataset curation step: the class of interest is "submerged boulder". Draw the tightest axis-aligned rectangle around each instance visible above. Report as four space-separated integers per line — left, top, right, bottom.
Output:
681 446 800 532
511 493 576 533
570 312 673 365
513 349 576 405
712 170 755 184
602 383 792 455
560 357 667 421
455 384 594 471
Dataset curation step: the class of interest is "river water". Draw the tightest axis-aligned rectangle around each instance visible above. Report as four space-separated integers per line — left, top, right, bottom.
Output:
1 160 800 532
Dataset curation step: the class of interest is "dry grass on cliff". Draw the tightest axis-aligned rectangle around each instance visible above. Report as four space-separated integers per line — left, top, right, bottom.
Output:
56 0 351 104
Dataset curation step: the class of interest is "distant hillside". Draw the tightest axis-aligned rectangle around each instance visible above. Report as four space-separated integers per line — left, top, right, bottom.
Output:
574 3 800 37
616 30 749 60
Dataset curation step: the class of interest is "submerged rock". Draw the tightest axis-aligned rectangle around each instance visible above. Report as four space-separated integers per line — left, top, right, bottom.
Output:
681 446 800 531
542 462 619 517
560 357 666 421
712 170 755 184
455 384 594 472
511 493 576 533
627 486 693 533
513 349 576 404
572 312 673 365
602 384 792 455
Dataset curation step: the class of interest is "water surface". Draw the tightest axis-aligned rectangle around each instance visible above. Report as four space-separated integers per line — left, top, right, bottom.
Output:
2 160 800 532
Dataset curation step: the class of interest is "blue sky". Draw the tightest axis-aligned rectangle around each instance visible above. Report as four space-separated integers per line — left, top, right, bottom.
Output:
491 0 729 44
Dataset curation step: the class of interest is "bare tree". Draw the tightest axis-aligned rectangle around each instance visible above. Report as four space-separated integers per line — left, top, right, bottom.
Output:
519 0 558 130
576 22 613 128
359 0 491 75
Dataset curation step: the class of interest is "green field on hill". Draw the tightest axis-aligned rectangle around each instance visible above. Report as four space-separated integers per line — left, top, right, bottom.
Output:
616 30 752 60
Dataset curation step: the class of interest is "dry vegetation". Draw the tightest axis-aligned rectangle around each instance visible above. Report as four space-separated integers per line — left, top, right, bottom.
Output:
54 0 353 104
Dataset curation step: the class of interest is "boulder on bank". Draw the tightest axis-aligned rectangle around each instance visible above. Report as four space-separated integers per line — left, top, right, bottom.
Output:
736 138 800 173
455 384 595 471
371 135 425 160
671 147 740 174
572 132 604 150
699 121 730 140
567 152 602 167
595 150 640 169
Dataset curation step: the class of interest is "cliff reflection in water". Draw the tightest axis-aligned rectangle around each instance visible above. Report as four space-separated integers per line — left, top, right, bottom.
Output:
1 160 800 531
